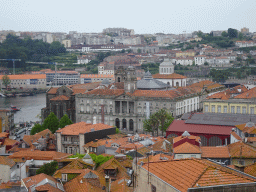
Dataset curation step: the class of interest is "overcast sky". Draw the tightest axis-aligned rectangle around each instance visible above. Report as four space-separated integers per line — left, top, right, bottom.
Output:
0 0 255 34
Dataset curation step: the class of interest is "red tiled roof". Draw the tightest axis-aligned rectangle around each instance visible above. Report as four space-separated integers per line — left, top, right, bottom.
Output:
22 173 61 192
228 141 256 158
244 162 256 177
63 169 105 192
167 120 233 135
141 159 256 192
234 87 256 99
0 132 9 138
56 122 114 135
3 138 18 146
47 87 58 94
231 132 242 141
201 146 230 158
0 74 46 80
174 142 201 154
9 151 70 161
82 89 124 96
152 73 187 79
0 156 15 167
50 95 70 101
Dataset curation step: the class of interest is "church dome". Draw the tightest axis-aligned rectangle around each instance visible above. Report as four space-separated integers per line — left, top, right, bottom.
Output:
160 58 174 67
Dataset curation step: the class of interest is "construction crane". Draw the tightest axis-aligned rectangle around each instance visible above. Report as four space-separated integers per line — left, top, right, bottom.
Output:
0 59 21 75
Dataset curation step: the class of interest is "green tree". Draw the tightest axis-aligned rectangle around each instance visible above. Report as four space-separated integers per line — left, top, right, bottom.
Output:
2 75 11 89
228 28 238 38
36 161 58 176
155 109 174 136
121 49 125 53
204 62 209 66
30 123 43 135
116 128 120 134
42 112 59 133
221 31 228 37
127 49 132 53
137 49 141 53
238 32 244 40
59 114 73 128
197 31 203 37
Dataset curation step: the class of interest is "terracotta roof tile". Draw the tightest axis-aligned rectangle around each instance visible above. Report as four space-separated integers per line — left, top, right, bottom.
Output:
0 74 46 80
141 159 256 192
244 162 256 177
82 88 124 96
22 173 61 192
56 122 114 135
63 169 105 192
201 146 230 158
0 156 15 167
152 73 187 79
50 95 70 101
174 142 201 154
228 141 256 158
110 177 133 192
0 132 9 138
35 183 63 192
9 151 70 161
0 181 21 190
231 131 242 141
96 158 129 180
47 87 58 94
234 87 256 99
3 138 18 146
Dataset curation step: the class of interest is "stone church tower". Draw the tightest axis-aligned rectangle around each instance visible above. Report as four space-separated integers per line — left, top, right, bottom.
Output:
115 66 137 93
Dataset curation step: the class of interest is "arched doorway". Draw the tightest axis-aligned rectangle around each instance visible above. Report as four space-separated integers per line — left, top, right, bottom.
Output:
167 82 170 85
122 119 127 129
129 119 134 132
176 82 179 87
199 135 208 146
115 118 120 128
117 77 121 82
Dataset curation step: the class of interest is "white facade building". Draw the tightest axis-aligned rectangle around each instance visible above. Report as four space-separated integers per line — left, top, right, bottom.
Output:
194 55 206 65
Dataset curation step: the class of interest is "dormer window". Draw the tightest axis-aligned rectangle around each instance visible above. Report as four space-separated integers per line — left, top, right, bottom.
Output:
62 174 68 182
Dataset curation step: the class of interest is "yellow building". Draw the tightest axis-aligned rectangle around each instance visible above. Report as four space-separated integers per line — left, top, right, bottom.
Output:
203 86 256 115
0 110 14 133
176 50 195 57
62 39 71 48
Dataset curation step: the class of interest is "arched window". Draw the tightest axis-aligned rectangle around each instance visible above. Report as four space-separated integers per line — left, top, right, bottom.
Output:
117 77 121 82
122 119 127 129
115 118 120 128
167 82 170 85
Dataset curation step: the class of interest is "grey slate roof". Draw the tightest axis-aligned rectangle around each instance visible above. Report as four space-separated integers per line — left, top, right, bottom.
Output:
184 113 256 126
137 71 170 89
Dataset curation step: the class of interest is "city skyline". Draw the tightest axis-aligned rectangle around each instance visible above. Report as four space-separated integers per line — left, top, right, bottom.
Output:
0 0 255 34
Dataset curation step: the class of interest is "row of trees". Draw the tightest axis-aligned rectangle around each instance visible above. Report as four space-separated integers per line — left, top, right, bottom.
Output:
30 113 72 135
0 34 66 70
210 66 256 82
143 109 174 137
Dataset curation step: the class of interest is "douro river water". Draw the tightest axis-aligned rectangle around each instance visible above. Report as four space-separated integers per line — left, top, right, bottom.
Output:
0 93 46 124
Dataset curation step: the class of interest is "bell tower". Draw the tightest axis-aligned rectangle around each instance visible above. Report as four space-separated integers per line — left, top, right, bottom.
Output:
115 66 137 93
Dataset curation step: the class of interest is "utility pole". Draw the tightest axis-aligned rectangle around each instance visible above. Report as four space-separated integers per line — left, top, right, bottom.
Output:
0 59 21 75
